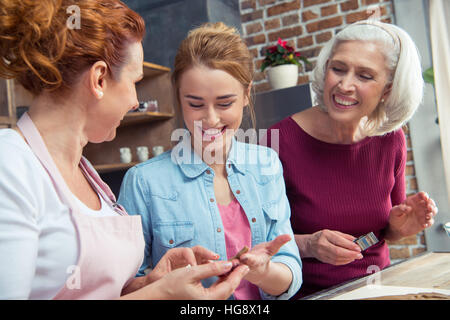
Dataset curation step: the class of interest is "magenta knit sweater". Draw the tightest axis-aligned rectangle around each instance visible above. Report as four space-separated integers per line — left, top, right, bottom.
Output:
265 116 406 298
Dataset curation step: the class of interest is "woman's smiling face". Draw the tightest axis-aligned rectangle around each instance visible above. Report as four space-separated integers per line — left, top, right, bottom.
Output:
178 64 249 162
323 40 392 126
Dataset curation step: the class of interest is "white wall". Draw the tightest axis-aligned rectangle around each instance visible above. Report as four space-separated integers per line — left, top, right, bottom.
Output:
393 0 450 251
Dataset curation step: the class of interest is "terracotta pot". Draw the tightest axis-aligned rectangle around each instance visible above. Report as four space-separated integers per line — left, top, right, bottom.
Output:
266 64 299 90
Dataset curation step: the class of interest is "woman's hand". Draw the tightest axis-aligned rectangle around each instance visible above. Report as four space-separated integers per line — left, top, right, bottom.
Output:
238 234 291 285
158 261 250 300
301 229 363 265
386 192 438 241
122 260 250 300
146 246 220 284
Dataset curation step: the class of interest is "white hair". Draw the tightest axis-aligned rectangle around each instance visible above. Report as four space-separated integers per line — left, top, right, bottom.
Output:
311 20 424 136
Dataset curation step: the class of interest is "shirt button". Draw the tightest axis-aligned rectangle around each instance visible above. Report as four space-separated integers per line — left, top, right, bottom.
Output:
252 218 256 223
210 198 214 202
236 190 241 194
169 239 174 244
217 228 221 233
206 169 211 174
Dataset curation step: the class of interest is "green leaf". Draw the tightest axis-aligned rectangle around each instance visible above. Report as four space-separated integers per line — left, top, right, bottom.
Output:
261 61 269 72
277 44 285 53
275 56 284 65
423 67 434 85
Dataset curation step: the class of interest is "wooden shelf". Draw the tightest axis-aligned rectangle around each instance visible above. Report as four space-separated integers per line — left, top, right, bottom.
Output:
143 61 171 77
0 116 14 125
121 111 174 126
0 79 16 127
94 162 140 174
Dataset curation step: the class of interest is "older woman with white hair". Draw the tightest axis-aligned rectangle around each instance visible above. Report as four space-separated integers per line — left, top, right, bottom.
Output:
264 20 438 298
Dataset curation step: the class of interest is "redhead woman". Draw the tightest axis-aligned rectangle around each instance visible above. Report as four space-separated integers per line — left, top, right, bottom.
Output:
0 0 248 299
264 20 438 298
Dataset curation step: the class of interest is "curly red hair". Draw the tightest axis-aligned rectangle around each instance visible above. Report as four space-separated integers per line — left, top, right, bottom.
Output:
0 0 145 96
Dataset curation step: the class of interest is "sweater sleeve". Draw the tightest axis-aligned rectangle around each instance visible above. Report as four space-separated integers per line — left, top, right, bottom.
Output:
390 129 407 206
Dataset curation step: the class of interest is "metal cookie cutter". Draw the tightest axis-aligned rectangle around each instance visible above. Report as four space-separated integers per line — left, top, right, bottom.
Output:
354 232 379 251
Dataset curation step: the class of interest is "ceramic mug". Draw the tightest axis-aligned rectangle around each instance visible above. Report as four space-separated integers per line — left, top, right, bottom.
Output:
119 147 132 163
152 145 164 157
138 102 148 112
444 222 450 238
137 146 149 162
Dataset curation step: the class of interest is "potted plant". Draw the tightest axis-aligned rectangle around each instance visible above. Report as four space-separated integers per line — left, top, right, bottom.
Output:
261 38 310 90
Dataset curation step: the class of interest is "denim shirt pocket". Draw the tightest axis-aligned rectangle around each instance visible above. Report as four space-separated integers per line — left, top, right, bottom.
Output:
150 190 178 201
262 200 279 221
153 221 195 248
262 201 279 238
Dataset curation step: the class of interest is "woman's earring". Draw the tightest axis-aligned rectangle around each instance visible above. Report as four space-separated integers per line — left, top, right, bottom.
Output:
97 90 103 99
381 98 385 104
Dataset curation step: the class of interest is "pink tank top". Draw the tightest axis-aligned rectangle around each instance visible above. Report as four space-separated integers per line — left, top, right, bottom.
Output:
217 198 260 300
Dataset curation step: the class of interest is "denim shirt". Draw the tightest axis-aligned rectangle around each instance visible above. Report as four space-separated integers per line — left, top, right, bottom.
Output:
118 131 302 300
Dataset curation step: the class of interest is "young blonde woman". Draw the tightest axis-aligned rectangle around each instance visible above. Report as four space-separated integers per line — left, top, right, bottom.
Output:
118 22 302 300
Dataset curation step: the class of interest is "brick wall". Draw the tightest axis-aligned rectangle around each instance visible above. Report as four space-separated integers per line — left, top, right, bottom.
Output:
387 125 427 263
239 0 426 264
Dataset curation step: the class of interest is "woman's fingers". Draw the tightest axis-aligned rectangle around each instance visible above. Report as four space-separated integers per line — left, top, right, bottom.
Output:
423 218 434 228
329 230 361 253
187 261 250 299
190 260 235 281
404 192 438 229
164 246 220 270
425 198 437 227
329 246 363 265
191 245 220 264
157 248 197 269
239 234 291 267
427 198 438 217
313 230 363 265
419 193 437 228
333 230 357 242
390 204 412 218
177 248 201 267
265 234 291 256
206 265 250 300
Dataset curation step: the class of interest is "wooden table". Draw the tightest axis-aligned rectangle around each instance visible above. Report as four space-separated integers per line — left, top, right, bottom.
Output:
304 252 450 299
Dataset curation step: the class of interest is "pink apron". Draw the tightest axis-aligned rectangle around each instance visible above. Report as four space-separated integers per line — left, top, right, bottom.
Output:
17 113 145 300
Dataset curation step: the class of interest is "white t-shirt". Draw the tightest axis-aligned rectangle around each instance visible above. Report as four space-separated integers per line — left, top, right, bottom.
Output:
0 129 117 299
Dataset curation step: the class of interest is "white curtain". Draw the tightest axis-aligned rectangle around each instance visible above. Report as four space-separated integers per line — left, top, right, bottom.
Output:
429 0 450 203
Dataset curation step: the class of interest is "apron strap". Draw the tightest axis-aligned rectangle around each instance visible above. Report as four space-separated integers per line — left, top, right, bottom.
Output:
79 158 128 215
16 112 126 215
17 112 77 209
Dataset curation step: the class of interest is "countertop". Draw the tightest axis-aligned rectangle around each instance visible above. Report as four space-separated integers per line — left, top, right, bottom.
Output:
303 252 450 300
